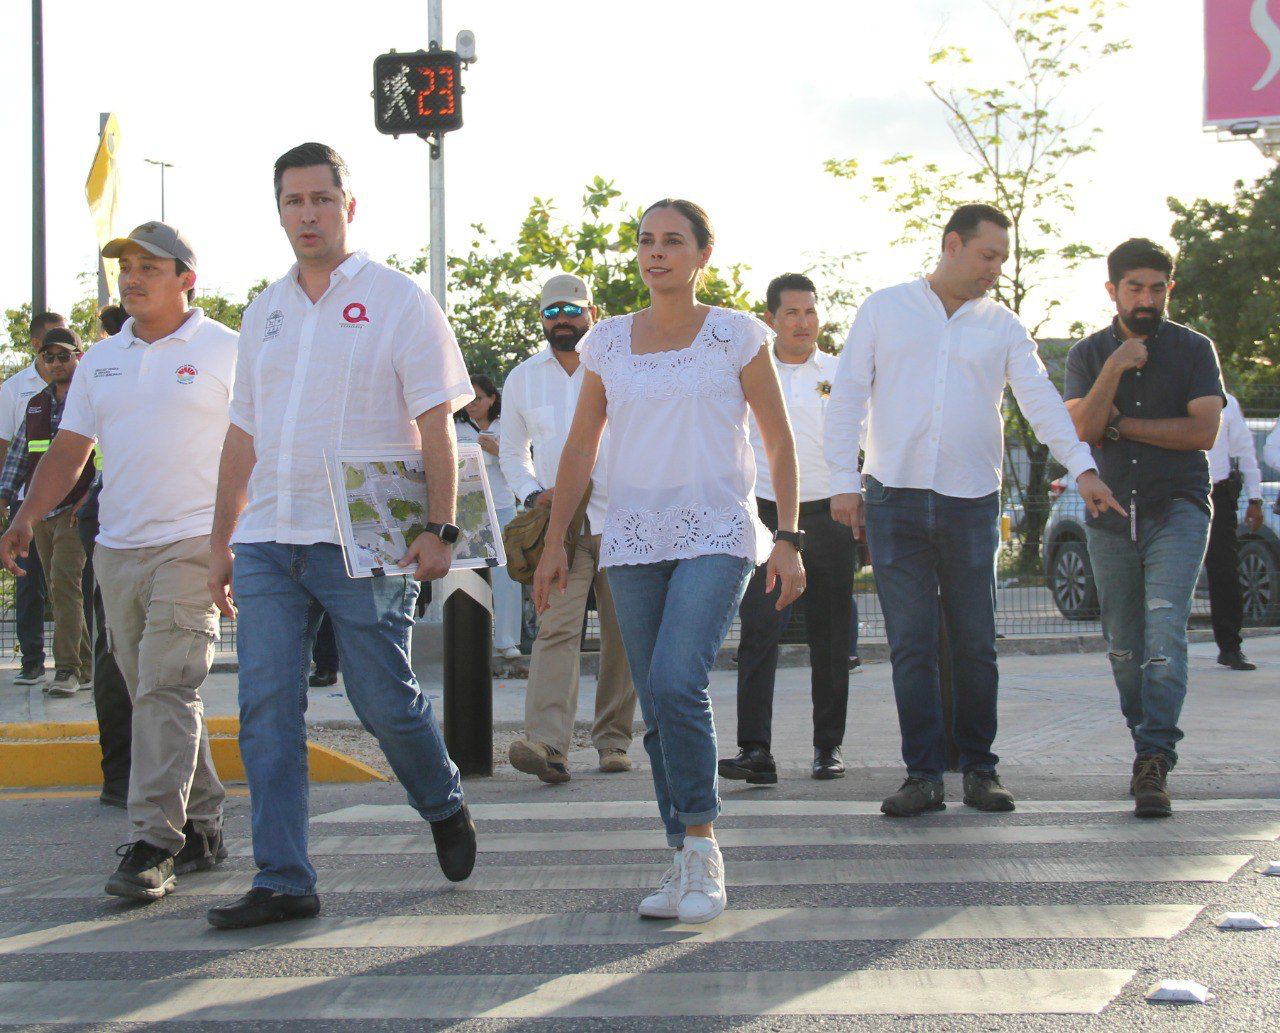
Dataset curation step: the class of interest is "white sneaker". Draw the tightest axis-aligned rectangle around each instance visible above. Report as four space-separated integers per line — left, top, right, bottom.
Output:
637 854 681 919
677 836 726 924
500 646 522 660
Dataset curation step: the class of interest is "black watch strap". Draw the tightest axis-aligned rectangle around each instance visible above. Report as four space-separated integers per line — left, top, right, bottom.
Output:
425 521 460 544
773 529 805 552
524 489 543 508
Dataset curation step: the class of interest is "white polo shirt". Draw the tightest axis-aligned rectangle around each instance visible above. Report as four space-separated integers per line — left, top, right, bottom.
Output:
0 364 47 443
749 347 839 503
230 251 471 546
59 308 238 550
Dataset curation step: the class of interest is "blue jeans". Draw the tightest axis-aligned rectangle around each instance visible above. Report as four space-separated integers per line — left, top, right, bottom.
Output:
863 477 1001 783
607 554 754 847
1084 500 1210 766
233 542 463 895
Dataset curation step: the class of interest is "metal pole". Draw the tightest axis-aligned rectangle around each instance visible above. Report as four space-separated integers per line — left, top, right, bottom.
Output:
160 165 166 221
428 0 446 307
97 113 109 309
31 0 46 315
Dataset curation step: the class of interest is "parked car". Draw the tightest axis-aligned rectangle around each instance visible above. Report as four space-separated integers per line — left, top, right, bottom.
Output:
1041 418 1280 624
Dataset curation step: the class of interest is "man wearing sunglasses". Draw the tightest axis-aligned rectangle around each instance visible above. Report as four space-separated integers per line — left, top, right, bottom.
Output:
499 274 636 783
0 327 94 697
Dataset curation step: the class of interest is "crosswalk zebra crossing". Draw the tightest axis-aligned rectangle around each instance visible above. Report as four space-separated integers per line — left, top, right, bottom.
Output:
0 793 1275 1024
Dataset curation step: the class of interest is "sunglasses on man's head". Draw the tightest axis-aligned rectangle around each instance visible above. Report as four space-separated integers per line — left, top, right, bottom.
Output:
542 303 584 320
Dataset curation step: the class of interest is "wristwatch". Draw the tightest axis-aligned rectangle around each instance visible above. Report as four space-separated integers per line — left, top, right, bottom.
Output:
523 489 543 509
1104 415 1123 442
424 522 461 544
773 529 806 552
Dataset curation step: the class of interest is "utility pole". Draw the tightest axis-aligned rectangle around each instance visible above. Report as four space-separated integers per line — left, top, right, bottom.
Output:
31 0 46 315
427 0 446 308
144 158 175 221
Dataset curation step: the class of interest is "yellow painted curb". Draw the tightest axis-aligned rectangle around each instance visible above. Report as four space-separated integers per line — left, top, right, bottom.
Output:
0 716 240 739
0 726 387 788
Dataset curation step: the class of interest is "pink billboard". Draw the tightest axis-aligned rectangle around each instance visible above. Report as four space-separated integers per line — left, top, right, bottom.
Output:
1205 0 1280 125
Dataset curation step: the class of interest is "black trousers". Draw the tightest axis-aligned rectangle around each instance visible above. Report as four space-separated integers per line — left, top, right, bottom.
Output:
736 498 854 750
312 612 340 671
14 529 46 665
1206 477 1244 654
77 486 132 791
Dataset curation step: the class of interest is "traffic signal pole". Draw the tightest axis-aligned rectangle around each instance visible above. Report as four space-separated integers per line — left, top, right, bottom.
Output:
427 0 446 307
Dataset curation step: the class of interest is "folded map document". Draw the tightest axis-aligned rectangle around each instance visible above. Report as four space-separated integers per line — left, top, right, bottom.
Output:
326 443 506 578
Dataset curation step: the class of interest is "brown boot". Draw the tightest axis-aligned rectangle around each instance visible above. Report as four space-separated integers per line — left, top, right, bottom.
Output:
1132 754 1172 818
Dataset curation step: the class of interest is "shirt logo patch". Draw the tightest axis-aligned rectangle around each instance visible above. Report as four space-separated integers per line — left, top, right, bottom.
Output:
341 302 370 327
176 364 199 385
93 367 122 379
264 309 285 341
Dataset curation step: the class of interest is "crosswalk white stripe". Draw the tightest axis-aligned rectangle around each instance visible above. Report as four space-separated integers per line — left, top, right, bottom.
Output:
246 819 1280 856
312 798 1280 823
0 854 1250 899
0 970 1138 1020
0 905 1204 954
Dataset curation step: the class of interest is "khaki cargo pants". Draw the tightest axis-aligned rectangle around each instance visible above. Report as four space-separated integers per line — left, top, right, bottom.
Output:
95 533 224 855
31 509 91 678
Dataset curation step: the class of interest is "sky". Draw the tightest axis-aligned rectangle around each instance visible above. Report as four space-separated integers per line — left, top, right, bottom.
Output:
0 0 1275 345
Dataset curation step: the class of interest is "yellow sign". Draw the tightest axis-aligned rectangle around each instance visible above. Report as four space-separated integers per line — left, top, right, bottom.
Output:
85 114 121 299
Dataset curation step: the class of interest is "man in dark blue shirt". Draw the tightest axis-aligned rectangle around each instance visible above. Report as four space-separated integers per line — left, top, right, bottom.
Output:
1064 238 1225 820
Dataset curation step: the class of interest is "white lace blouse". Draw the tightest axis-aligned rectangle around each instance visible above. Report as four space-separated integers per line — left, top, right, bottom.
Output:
580 306 775 568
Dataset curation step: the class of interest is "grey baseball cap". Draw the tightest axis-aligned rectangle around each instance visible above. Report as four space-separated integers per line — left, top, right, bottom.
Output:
102 221 197 272
540 273 592 309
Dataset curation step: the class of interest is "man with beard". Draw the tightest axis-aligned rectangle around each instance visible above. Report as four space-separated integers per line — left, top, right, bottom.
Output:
499 275 635 783
1064 238 1225 819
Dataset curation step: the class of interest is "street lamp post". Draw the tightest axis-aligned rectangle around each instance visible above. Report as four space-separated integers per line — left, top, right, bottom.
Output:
31 0 46 314
144 158 174 221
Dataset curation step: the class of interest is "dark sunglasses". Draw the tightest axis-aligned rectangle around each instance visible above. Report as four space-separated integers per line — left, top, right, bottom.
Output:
542 303 585 319
39 351 78 364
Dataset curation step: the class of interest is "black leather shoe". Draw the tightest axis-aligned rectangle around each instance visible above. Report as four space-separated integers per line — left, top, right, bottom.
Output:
309 668 339 687
208 887 321 929
431 803 477 882
718 745 778 785
812 746 845 780
1217 650 1257 671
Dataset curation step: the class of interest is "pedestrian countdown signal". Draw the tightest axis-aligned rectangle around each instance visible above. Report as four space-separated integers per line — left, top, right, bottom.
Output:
373 50 463 137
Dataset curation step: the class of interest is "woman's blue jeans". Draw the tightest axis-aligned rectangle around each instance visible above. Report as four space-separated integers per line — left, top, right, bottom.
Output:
606 553 754 847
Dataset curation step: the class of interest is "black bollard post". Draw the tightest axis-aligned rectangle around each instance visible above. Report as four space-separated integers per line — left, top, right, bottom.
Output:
937 597 961 773
442 569 494 776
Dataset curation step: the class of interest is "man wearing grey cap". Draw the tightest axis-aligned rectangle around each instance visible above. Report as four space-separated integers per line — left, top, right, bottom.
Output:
499 274 636 783
0 221 238 901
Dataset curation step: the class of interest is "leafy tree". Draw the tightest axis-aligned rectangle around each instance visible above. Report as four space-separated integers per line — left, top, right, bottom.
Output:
392 177 756 379
1169 165 1280 408
193 280 269 331
824 0 1128 567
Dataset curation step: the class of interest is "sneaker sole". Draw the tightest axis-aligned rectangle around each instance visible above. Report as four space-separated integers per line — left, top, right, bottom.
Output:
718 763 778 785
880 801 946 817
637 902 679 919
508 741 571 784
13 676 44 685
677 896 727 924
963 797 1016 812
47 686 78 698
104 874 176 901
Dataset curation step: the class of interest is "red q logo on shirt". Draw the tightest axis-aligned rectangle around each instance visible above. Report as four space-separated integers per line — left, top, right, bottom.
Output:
342 303 370 325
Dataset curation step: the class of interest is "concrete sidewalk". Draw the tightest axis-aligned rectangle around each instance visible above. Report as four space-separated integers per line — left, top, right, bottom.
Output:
5 632 1278 782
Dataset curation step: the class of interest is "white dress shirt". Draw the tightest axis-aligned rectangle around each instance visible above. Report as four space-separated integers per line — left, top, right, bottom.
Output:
456 416 514 507
230 251 472 546
825 277 1095 497
749 346 839 502
60 309 238 550
499 346 608 532
0 364 46 443
1208 394 1263 499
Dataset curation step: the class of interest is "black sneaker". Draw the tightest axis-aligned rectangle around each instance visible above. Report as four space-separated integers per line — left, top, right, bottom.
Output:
309 668 339 687
1217 650 1257 671
431 803 477 882
208 887 321 930
99 782 128 809
812 746 845 780
718 745 778 785
105 841 176 901
13 660 45 685
962 769 1016 812
174 821 229 875
881 777 945 817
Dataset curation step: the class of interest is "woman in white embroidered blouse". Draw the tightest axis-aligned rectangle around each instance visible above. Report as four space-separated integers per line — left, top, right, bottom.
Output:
533 199 805 925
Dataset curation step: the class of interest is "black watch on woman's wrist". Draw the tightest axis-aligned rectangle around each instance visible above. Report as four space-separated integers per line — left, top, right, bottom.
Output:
773 529 806 552
523 490 543 509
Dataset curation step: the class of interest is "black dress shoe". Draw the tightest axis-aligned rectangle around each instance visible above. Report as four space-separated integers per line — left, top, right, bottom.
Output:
208 887 321 929
1217 650 1257 671
812 746 845 780
431 803 477 882
718 745 778 785
309 668 339 687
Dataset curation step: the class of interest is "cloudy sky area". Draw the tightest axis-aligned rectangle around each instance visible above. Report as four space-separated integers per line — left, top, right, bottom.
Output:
0 0 1274 343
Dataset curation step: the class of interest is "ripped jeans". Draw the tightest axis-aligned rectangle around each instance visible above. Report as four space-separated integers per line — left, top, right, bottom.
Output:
1084 500 1211 765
